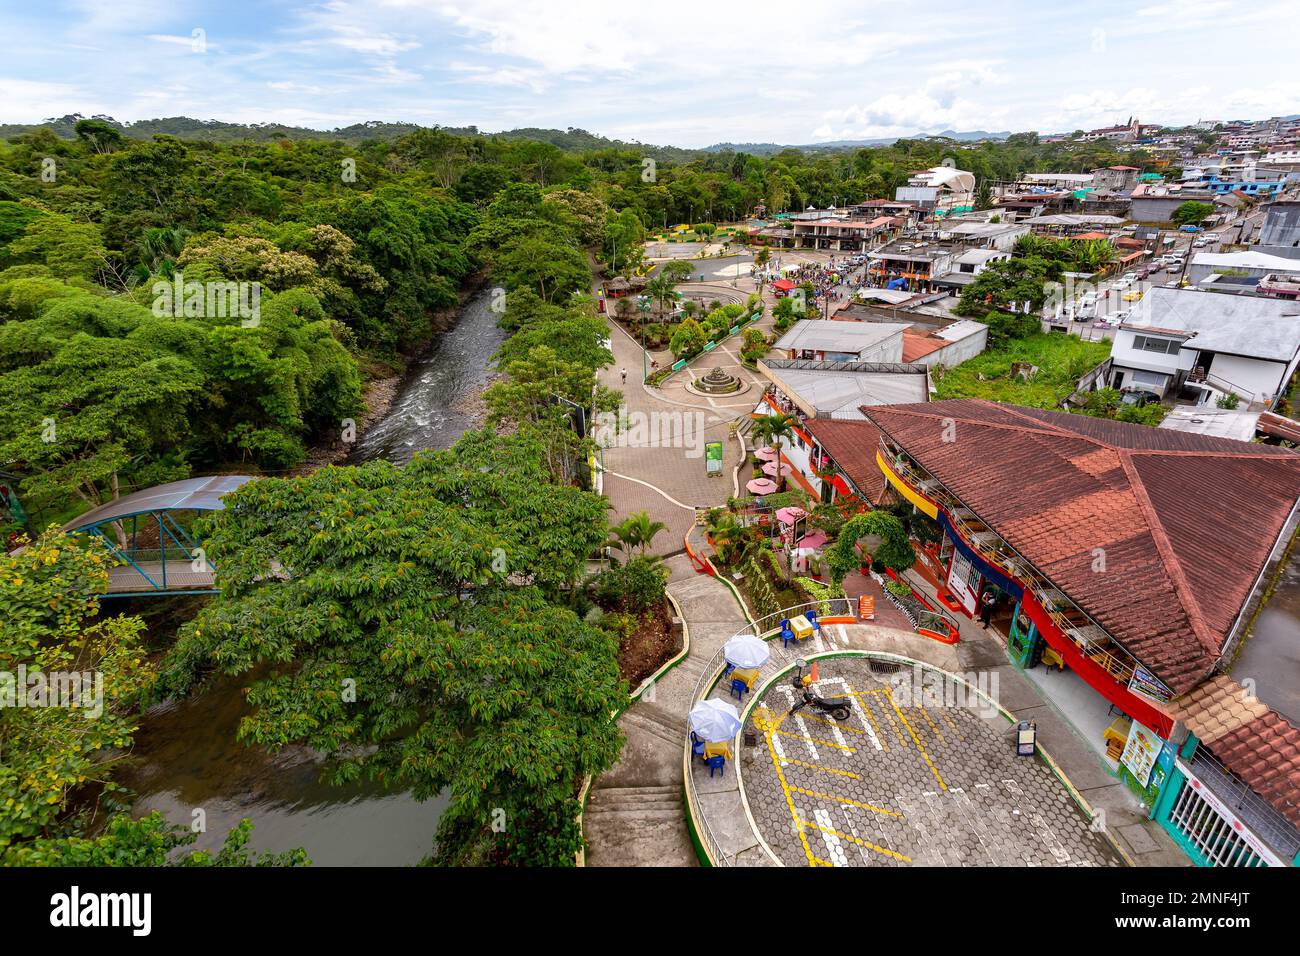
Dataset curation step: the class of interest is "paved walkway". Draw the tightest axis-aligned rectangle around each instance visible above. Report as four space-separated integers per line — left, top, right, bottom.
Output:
895 566 1190 866
583 554 751 866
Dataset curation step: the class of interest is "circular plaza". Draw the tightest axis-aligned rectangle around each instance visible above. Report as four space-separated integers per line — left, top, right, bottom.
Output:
687 650 1126 868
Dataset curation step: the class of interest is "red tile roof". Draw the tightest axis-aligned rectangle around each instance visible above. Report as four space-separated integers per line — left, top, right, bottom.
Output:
805 418 899 507
901 331 947 363
1207 711 1300 828
858 400 1300 694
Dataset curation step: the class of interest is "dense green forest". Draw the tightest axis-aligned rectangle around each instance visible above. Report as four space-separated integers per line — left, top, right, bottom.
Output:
0 116 1168 866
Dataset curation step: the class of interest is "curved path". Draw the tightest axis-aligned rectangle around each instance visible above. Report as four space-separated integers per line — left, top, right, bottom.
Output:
583 553 751 866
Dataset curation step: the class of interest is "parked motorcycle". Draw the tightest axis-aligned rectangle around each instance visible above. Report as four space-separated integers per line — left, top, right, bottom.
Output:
787 660 852 721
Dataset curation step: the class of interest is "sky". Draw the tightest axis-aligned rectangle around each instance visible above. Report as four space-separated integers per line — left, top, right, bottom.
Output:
0 0 1296 148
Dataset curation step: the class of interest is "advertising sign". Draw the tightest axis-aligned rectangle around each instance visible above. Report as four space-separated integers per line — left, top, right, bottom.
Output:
705 441 723 476
1120 720 1162 789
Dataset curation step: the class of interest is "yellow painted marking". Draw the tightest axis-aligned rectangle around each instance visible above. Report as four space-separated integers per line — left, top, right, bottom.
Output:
788 785 902 818
775 730 857 753
864 693 908 746
886 689 947 791
938 708 964 738
782 758 860 779
801 713 869 735
799 818 912 863
917 706 947 744
759 712 821 867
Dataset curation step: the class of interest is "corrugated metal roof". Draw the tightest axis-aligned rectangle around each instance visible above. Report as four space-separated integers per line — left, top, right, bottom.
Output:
63 476 256 531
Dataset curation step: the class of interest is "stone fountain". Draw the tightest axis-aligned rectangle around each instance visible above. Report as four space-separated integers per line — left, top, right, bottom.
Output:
693 366 743 395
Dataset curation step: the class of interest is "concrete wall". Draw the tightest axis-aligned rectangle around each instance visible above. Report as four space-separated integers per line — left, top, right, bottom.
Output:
1208 352 1294 404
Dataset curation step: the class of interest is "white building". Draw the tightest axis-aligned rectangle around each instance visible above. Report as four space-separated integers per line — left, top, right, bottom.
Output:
895 166 976 213
1110 288 1300 406
772 320 909 363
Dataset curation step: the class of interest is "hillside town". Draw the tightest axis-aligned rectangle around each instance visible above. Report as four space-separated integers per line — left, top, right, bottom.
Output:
0 0 1296 936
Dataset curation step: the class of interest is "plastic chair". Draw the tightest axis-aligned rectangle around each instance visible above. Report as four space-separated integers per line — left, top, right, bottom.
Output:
706 755 727 778
722 661 735 678
730 677 748 701
690 732 706 760
781 628 796 648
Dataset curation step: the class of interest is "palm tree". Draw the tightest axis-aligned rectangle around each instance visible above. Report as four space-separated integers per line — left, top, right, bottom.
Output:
609 511 667 557
751 412 797 489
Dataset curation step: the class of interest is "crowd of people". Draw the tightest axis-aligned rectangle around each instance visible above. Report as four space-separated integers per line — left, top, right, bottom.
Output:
752 254 877 313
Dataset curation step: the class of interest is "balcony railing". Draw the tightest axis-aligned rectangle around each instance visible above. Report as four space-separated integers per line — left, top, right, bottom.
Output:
882 441 1173 703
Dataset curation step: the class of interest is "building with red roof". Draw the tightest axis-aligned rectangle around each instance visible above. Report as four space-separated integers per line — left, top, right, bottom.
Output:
814 398 1300 864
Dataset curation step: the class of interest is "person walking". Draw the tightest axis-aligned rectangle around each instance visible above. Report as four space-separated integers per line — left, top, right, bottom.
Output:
620 367 627 385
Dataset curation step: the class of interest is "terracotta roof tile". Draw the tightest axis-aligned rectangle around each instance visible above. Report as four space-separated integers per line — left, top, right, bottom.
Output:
1170 675 1269 743
854 400 1300 694
805 418 899 507
1207 711 1300 828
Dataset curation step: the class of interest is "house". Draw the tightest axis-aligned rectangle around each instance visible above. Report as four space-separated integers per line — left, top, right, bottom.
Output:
936 220 1030 251
789 216 901 251
894 166 976 214
1092 165 1141 192
772 319 909 363
750 362 930 500
824 399 1300 865
1187 249 1300 285
1110 288 1300 406
1259 200 1300 253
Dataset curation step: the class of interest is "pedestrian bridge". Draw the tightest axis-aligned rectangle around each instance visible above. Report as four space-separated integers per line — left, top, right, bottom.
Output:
62 475 255 597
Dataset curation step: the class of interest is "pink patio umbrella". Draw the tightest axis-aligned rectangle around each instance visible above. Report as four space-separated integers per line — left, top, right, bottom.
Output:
775 506 807 525
754 446 778 461
746 477 778 496
762 460 793 478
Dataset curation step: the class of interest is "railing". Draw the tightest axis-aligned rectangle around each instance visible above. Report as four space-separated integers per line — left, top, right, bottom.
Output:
1186 746 1300 861
885 441 1173 703
685 600 851 866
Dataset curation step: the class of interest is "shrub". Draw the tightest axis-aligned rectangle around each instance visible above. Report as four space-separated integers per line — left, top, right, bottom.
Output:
594 555 668 612
669 318 707 358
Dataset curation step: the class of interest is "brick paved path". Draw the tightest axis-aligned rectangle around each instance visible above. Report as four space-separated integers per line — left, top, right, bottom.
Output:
740 656 1125 867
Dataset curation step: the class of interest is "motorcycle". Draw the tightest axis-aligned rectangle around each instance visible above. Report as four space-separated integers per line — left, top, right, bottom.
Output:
786 660 852 721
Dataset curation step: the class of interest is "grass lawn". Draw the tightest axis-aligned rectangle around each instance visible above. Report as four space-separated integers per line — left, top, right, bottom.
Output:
933 333 1112 408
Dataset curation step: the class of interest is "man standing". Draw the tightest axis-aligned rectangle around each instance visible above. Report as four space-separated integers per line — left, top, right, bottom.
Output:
620 367 627 385
979 589 997 629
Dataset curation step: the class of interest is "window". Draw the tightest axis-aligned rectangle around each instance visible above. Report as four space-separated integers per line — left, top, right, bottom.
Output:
1132 370 1169 387
1132 334 1182 355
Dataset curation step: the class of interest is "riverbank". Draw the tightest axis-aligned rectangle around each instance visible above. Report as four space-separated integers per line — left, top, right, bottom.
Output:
293 272 491 474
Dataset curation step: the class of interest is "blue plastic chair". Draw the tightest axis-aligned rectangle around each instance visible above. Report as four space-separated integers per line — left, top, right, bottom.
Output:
722 661 735 678
730 677 748 701
690 732 706 761
706 755 727 778
781 628 796 648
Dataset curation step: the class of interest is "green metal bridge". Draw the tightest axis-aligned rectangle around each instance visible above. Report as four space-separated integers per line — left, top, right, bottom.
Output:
61 475 255 597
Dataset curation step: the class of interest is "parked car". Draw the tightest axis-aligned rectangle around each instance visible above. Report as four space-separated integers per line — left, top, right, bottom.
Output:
1121 389 1161 407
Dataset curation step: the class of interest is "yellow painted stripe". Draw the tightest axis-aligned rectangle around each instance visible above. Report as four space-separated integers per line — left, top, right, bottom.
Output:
800 712 869 735
775 730 857 753
782 758 861 779
886 688 947 791
788 785 902 818
799 818 912 863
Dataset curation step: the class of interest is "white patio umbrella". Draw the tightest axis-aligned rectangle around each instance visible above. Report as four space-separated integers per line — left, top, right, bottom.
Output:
688 699 742 742
724 634 770 670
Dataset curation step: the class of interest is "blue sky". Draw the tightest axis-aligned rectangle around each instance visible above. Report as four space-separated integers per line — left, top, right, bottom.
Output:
1 0 1295 147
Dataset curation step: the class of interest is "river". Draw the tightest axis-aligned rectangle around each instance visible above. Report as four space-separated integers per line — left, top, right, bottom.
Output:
118 287 507 865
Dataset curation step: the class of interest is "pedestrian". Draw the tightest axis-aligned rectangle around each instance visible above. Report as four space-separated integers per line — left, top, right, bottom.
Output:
979 589 997 629
620 367 627 385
